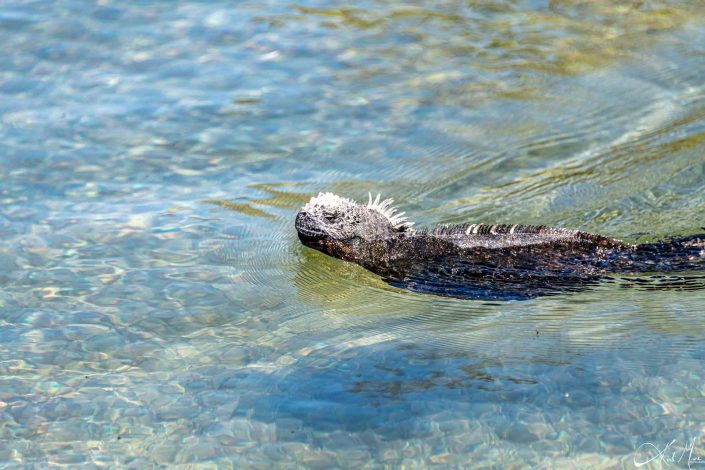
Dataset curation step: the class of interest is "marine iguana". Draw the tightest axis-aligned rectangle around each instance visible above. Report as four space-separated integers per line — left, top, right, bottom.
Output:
295 192 705 300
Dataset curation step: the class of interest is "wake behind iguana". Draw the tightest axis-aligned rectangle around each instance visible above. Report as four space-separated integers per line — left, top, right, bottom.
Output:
295 192 705 300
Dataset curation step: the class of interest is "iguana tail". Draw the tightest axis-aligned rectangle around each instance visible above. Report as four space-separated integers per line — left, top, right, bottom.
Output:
628 232 705 272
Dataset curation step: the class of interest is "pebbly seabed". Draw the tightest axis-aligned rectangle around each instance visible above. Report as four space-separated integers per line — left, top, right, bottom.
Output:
2 0 705 467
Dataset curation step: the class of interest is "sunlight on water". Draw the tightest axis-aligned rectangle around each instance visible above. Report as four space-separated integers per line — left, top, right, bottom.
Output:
2 0 705 467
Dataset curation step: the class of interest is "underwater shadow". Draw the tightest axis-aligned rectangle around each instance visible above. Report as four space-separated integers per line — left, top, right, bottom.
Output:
385 272 705 301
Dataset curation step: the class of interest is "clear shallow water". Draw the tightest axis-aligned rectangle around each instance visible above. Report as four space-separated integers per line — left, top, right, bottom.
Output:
2 0 705 467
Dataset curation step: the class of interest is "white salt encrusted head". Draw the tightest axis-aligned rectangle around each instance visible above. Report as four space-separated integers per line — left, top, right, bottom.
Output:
301 192 414 232
367 192 414 231
302 192 354 213
296 191 414 256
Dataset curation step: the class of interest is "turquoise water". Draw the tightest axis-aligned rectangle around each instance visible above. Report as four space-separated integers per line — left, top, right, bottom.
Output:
2 1 705 467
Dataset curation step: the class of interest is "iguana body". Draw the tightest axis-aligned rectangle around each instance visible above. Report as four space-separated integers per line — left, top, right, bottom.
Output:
295 193 705 299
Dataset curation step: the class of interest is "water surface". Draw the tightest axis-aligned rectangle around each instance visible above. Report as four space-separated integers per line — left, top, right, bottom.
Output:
2 0 705 467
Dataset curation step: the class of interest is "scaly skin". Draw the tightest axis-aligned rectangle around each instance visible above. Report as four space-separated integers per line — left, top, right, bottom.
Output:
295 193 705 299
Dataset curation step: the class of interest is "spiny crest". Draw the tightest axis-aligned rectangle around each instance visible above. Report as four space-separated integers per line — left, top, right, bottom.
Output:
429 223 619 246
367 192 414 231
431 224 577 236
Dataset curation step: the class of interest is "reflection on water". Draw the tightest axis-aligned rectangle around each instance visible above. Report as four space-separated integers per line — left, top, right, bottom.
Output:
2 0 705 467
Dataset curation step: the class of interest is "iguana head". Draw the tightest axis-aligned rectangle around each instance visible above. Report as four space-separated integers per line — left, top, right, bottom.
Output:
295 192 413 260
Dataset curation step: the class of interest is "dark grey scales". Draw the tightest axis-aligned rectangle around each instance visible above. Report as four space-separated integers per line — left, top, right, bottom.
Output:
295 193 705 300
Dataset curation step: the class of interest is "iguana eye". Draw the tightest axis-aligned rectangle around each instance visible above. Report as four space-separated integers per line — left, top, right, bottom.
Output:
324 213 337 222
